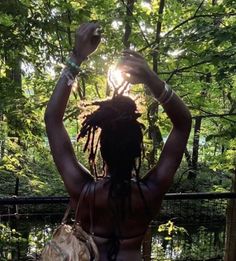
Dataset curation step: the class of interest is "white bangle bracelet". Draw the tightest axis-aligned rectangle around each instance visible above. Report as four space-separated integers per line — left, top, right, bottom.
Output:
158 81 169 101
155 81 174 105
161 89 174 105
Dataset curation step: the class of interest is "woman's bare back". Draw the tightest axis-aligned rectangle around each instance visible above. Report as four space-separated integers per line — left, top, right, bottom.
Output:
77 177 163 260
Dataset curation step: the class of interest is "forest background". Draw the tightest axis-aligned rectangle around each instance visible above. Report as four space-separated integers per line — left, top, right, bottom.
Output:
0 0 235 198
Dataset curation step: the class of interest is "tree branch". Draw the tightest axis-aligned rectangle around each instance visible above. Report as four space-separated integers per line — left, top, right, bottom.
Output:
120 0 150 47
139 12 236 52
190 109 236 123
63 108 80 121
165 13 236 37
153 0 165 73
193 0 205 17
64 0 72 47
164 59 212 81
160 51 236 81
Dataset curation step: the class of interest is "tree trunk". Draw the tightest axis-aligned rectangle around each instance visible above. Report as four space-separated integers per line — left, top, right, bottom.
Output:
0 114 5 160
224 169 236 261
153 0 165 73
184 148 192 169
142 227 152 261
122 0 136 48
5 50 22 90
147 0 165 168
147 101 163 167
143 1 166 259
188 116 202 179
4 25 23 199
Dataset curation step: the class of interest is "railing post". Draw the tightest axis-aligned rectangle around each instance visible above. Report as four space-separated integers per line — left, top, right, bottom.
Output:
224 169 236 261
142 226 152 261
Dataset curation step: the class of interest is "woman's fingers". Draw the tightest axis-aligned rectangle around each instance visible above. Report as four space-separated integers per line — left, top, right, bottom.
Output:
121 53 144 66
76 23 88 35
80 22 100 39
76 22 100 38
119 60 137 72
120 63 142 84
122 50 144 60
119 58 143 74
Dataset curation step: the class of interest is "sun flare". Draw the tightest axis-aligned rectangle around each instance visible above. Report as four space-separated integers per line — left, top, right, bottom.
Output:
108 65 124 88
108 65 130 95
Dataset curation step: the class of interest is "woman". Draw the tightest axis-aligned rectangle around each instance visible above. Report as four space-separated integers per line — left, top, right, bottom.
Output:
44 22 192 261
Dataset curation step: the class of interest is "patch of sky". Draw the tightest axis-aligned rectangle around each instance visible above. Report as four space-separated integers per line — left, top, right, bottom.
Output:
167 49 184 58
111 20 123 30
140 1 152 10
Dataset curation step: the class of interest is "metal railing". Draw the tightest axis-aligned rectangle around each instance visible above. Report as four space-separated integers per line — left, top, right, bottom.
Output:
0 193 235 261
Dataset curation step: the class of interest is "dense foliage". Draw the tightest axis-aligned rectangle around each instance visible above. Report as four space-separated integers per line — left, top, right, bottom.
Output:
0 0 235 197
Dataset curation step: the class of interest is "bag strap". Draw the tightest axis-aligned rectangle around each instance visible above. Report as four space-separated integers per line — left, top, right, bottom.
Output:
61 181 96 234
74 182 90 224
61 204 71 224
61 182 89 224
89 181 96 234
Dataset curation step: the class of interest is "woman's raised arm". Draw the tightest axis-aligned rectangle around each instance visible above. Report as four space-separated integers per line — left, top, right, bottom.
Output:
144 72 192 192
44 23 101 200
120 50 192 194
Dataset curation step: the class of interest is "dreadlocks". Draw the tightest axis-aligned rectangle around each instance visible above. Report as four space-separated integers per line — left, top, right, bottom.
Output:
77 95 143 181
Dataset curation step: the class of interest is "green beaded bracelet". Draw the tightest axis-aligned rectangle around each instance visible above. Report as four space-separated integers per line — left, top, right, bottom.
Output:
66 59 80 74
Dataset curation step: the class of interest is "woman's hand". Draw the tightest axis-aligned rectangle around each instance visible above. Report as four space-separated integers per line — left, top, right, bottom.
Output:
72 22 101 64
119 50 155 85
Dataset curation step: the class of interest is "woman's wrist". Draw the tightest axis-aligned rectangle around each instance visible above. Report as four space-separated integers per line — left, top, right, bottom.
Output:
59 54 81 87
71 48 88 64
145 71 174 105
145 71 165 96
70 53 84 66
60 67 76 87
66 53 85 77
